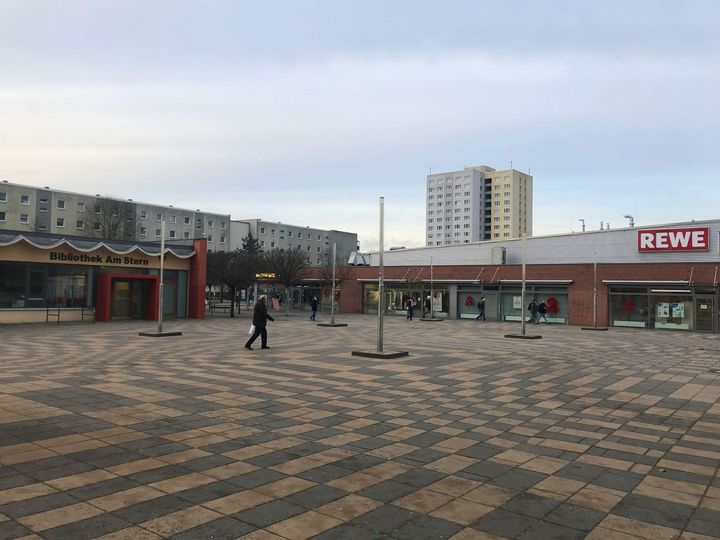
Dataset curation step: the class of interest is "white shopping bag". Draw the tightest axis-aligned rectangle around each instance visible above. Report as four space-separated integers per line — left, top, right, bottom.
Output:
248 324 255 335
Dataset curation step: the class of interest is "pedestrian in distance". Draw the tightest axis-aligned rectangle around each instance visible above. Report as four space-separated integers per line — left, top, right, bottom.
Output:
310 296 319 321
406 297 415 321
528 299 539 324
537 299 548 323
245 295 274 350
475 296 486 321
424 295 432 318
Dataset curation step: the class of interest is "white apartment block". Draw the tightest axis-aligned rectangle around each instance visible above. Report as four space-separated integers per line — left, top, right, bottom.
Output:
231 219 358 267
426 165 533 246
0 180 230 251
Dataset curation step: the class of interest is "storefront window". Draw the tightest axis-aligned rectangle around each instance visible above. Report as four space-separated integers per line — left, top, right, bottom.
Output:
610 293 648 328
534 288 568 323
501 288 525 321
650 294 694 331
363 285 379 313
0 263 27 308
458 289 483 319
46 266 92 307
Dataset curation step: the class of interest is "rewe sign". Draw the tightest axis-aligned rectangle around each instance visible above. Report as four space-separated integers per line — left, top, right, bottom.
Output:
638 227 709 252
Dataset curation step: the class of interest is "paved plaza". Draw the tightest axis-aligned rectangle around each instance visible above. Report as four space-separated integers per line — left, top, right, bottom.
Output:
1 315 719 540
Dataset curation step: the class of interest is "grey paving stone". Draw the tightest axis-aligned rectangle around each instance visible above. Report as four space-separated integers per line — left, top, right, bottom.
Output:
472 508 538 537
171 516 255 540
544 503 606 532
233 500 306 528
390 514 463 540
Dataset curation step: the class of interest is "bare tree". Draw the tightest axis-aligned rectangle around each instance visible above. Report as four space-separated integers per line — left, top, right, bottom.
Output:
264 247 309 316
89 198 135 240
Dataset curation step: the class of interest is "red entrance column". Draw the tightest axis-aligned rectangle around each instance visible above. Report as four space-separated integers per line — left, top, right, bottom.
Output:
188 238 208 319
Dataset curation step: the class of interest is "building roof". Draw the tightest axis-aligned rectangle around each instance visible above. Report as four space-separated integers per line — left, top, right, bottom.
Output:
367 219 720 266
0 231 196 258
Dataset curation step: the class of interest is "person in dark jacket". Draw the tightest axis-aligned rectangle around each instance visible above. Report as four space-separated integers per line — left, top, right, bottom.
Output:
310 296 319 321
475 296 486 321
245 295 274 350
537 300 548 323
406 297 415 321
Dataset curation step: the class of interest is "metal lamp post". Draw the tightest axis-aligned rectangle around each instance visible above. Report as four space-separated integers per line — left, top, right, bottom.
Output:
330 242 337 325
157 219 165 333
377 197 385 352
520 231 527 336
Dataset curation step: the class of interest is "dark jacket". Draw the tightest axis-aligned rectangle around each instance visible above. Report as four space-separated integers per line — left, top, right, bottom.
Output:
538 302 547 314
311 298 319 310
252 300 274 328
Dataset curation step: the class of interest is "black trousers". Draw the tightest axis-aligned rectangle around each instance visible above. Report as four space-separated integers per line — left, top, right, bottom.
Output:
246 326 267 347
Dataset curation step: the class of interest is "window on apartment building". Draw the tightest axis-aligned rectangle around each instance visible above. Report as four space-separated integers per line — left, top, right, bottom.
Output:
56 217 64 227
454 225 460 229
208 235 213 242
18 213 30 224
155 228 161 236
260 227 265 234
76 220 84 229
504 224 510 229
170 215 176 223
464 224 470 228
184 216 190 224
220 235 225 243
271 229 276 235
220 222 226 229
288 231 293 238
169 230 176 238
93 222 101 231
464 216 470 220
428 187 434 192
464 208 469 213
495 201 500 206
260 240 265 247
428 219 433 223
504 191 510 197
183 231 190 239
504 200 510 205
437 202 442 207
110 207 119 217
208 220 214 228
57 199 65 209
0 211 5 221
20 194 30 205
503 233 510 237
140 227 147 235
436 241 442 245
494 217 500 221
39 205 48 212
306 246 311 252
428 195 434 200
504 208 510 213
436 226 442 231
0 192 6 202
155 212 162 221
504 216 510 221
77 202 85 212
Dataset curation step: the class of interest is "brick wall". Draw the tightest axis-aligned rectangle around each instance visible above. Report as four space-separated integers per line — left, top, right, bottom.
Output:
321 262 718 327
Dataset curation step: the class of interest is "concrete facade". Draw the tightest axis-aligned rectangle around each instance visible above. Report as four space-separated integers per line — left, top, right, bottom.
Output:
426 165 533 246
232 218 358 267
0 180 231 250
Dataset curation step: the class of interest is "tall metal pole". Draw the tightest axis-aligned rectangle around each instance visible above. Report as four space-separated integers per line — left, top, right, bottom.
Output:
157 219 165 333
593 252 598 328
377 198 384 352
331 242 337 325
520 232 527 336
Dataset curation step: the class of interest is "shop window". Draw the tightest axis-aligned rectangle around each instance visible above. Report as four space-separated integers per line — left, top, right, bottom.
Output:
650 294 694 330
46 265 90 307
611 293 648 328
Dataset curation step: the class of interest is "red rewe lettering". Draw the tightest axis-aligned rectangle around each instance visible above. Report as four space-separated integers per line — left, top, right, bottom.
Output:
638 227 710 252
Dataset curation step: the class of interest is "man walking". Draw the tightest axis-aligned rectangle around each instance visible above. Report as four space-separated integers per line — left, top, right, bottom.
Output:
537 299 548 323
310 296 319 321
245 295 274 350
475 296 486 321
528 299 539 324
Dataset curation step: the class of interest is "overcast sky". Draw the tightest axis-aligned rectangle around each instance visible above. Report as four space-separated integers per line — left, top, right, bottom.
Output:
1 1 718 249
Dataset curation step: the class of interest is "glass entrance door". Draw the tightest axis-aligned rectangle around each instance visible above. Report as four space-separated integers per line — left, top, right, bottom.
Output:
695 297 715 332
111 281 131 319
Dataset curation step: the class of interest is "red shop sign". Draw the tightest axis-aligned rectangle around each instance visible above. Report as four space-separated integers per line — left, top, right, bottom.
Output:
638 227 710 252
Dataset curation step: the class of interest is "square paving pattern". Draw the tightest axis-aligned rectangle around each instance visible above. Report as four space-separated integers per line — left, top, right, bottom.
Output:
1 315 719 539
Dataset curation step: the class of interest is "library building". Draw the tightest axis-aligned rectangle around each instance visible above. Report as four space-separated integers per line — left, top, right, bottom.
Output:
339 219 720 333
0 232 207 324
